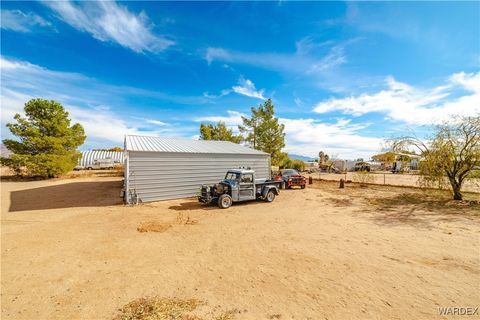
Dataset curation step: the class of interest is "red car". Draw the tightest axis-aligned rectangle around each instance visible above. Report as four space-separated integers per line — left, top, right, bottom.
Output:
275 169 306 189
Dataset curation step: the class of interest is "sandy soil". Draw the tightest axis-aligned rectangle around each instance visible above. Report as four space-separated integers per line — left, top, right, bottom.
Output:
1 176 479 319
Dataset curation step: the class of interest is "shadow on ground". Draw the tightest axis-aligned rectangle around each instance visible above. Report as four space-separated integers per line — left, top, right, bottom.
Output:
365 192 480 228
169 201 216 211
9 180 123 212
169 198 270 211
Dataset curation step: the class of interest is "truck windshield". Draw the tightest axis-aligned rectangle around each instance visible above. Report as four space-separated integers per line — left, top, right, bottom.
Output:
225 172 240 180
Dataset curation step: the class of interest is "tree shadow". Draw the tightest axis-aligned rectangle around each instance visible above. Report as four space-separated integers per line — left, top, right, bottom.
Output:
9 180 123 212
365 192 480 228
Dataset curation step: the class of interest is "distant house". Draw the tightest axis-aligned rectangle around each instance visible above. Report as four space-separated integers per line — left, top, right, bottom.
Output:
373 151 421 172
353 161 383 172
303 161 317 168
329 159 357 172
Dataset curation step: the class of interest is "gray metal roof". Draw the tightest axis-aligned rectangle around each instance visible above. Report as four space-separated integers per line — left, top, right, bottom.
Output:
78 151 124 167
125 135 268 155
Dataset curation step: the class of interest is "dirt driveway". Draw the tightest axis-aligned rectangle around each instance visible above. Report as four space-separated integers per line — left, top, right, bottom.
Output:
1 177 479 319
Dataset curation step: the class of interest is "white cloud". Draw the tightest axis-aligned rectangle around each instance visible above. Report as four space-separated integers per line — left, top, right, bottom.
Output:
0 56 176 147
195 111 245 126
131 117 168 126
203 78 266 100
43 1 174 53
1 9 52 32
232 78 266 100
202 89 231 99
450 72 480 93
314 73 480 125
194 110 382 159
281 118 383 159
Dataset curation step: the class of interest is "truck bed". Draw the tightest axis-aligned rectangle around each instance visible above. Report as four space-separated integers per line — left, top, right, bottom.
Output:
254 179 281 187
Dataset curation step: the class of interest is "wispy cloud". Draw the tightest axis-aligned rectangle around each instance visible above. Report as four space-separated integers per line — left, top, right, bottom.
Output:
280 117 382 159
314 72 480 125
203 78 266 100
195 111 245 126
205 38 359 92
232 78 266 100
131 116 168 126
205 38 352 76
1 9 52 33
43 1 174 53
0 56 187 147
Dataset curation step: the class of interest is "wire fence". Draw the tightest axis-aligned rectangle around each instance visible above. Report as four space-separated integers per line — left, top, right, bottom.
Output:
311 171 480 193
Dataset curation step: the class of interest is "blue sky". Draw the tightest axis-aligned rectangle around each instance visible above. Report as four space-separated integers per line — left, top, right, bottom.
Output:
1 1 479 159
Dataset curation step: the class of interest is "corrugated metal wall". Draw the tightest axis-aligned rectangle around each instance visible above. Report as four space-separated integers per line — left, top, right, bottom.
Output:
78 151 124 167
126 151 270 202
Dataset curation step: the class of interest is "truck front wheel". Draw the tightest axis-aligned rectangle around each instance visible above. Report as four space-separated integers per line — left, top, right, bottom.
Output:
265 190 275 202
218 194 233 209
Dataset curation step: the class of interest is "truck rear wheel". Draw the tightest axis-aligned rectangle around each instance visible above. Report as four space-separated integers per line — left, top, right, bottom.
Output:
218 194 232 209
265 190 275 202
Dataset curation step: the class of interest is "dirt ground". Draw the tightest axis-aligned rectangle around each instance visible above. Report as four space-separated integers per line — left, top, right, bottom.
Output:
314 172 480 193
1 174 479 320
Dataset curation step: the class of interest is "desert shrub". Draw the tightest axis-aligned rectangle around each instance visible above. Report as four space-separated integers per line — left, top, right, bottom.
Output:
353 170 374 185
291 159 305 172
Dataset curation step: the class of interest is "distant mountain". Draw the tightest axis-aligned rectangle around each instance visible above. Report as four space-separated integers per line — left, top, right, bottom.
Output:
0 144 12 158
289 154 316 161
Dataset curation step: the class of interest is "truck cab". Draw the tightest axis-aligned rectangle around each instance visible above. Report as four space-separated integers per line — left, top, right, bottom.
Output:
199 169 280 209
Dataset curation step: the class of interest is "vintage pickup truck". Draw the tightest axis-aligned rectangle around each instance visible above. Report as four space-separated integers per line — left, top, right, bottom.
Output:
198 169 281 209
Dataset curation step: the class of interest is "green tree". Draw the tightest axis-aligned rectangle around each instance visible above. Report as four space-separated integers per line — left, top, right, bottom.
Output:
199 121 242 143
239 99 285 165
272 151 291 169
291 159 306 172
318 151 330 163
392 115 480 200
1 99 86 178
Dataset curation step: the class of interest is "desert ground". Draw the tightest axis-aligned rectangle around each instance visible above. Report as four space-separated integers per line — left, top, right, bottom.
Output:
317 172 480 193
1 172 479 320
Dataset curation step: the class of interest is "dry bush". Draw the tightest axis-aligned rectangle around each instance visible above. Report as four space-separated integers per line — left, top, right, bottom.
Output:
352 171 374 186
113 297 237 320
113 297 202 320
326 197 353 206
65 170 96 179
176 212 198 225
137 221 171 233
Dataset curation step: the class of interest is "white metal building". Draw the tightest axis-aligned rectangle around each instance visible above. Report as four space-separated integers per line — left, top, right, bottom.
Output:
78 150 124 168
124 135 270 203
